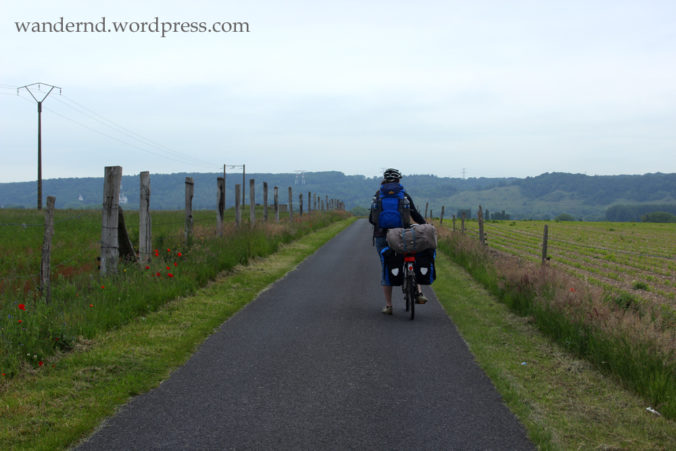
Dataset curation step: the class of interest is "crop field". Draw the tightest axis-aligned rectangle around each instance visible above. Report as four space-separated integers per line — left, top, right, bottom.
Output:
460 220 676 309
437 218 676 417
456 221 676 307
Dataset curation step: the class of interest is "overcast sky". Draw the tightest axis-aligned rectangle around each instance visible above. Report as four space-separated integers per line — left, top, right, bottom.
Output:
1 0 675 183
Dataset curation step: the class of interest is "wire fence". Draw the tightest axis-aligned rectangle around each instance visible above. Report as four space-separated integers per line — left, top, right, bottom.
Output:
0 173 345 303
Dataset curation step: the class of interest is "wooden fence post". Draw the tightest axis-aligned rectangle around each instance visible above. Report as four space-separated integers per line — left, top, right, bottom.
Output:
325 195 328 212
139 171 151 264
185 177 194 244
217 176 225 236
542 225 549 265
425 202 429 220
235 184 241 227
40 196 55 303
307 191 311 215
274 186 279 223
299 193 304 216
452 214 456 231
478 205 486 245
249 179 256 227
440 206 445 225
101 166 122 275
288 187 293 220
263 182 269 222
461 212 466 234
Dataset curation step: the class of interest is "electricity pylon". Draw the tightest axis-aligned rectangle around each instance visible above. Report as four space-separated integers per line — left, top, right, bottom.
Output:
17 82 62 210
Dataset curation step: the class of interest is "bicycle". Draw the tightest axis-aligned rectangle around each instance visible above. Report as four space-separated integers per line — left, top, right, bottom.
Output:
402 254 417 320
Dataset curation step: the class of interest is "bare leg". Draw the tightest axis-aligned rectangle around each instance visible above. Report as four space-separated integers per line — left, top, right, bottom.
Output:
383 285 393 307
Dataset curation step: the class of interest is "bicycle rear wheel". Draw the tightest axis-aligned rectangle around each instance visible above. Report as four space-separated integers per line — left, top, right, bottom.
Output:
404 280 410 312
408 275 416 320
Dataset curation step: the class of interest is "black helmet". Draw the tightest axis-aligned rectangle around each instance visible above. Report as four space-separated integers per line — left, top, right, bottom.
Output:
383 168 402 182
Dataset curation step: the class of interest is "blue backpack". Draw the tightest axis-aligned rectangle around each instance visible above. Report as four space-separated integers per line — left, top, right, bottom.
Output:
371 182 411 229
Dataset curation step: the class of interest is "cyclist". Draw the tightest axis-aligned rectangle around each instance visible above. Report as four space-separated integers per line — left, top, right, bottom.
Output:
369 168 428 315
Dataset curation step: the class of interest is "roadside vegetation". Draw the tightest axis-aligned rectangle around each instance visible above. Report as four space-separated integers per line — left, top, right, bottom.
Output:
434 220 675 420
0 216 355 450
0 208 349 378
433 251 675 449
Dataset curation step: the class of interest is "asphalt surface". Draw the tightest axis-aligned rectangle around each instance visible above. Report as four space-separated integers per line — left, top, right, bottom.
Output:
76 219 533 450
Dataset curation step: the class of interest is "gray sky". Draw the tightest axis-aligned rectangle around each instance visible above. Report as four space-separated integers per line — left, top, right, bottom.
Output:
1 0 675 183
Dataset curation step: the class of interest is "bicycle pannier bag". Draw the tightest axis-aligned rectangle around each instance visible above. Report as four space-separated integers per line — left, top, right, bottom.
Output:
414 249 436 285
386 224 437 254
380 247 404 286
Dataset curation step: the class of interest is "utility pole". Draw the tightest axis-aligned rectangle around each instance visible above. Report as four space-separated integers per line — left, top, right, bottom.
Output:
18 82 62 210
226 164 245 207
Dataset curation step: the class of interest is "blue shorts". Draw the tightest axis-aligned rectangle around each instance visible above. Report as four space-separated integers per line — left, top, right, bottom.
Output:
375 236 389 286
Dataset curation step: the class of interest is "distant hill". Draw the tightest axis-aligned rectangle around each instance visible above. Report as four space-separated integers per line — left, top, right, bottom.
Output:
1 171 675 221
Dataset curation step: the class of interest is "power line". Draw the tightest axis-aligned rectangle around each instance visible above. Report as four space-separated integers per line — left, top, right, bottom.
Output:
11 85 221 173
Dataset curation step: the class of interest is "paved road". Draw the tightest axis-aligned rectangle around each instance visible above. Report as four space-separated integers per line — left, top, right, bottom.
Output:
77 219 533 450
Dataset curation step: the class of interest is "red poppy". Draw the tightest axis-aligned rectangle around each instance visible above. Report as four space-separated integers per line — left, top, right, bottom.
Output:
174 262 178 266
145 265 150 270
177 252 182 257
18 320 22 324
570 287 576 292
156 272 161 277
38 361 43 367
166 266 170 270
167 248 171 252
101 285 105 289
89 304 94 308
168 273 174 278
18 304 26 311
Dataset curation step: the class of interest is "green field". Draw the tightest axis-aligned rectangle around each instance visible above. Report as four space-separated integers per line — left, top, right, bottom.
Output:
436 219 676 418
0 207 345 376
460 219 676 308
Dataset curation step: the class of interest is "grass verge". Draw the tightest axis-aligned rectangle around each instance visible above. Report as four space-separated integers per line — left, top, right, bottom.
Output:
433 251 676 449
0 217 355 451
435 227 675 419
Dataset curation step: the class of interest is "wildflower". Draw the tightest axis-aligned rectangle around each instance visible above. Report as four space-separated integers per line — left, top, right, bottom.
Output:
18 320 22 324
38 361 43 367
156 272 161 277
145 265 150 270
174 262 178 267
101 285 105 289
166 266 170 270
18 304 26 311
177 252 182 257
168 273 174 278
570 287 576 293
89 304 94 308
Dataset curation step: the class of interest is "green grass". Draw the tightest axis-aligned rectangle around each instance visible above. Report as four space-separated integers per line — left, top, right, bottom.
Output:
0 209 348 377
436 227 676 421
433 251 676 449
0 217 356 450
